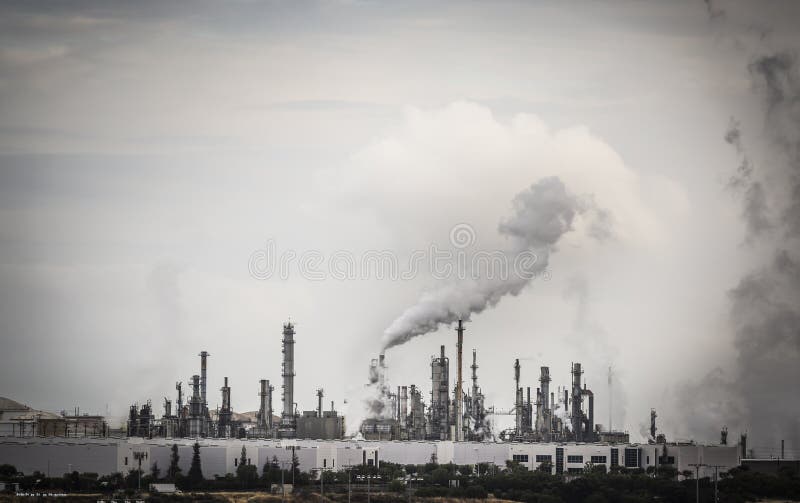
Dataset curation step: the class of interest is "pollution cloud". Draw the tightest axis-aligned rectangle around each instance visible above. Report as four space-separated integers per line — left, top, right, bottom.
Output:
727 51 800 449
682 44 800 449
381 176 611 351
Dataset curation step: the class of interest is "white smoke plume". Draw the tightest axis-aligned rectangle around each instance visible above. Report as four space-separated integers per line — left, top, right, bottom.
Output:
381 176 611 351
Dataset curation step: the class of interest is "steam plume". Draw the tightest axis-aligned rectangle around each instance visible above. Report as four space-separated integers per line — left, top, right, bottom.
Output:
381 176 610 350
726 52 800 450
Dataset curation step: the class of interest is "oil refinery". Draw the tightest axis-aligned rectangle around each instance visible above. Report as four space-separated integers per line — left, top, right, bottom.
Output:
0 318 747 482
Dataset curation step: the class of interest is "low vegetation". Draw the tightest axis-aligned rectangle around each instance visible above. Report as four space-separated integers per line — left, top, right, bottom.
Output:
1 453 799 502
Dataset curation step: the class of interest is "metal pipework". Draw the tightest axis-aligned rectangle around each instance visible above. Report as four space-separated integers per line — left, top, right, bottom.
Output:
571 362 583 441
259 379 268 429
199 351 209 409
221 377 231 412
455 319 465 442
281 321 296 431
514 359 522 436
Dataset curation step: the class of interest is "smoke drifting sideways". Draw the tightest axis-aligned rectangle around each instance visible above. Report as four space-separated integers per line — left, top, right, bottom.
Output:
380 176 612 352
683 52 800 449
729 53 800 449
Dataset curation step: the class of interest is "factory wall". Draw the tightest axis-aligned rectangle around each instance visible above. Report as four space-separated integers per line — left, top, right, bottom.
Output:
0 437 740 480
0 439 118 476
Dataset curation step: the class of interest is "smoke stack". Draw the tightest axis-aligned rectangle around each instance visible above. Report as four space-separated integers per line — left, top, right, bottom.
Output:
192 375 200 398
650 408 657 442
317 388 324 418
176 382 183 415
400 386 408 422
259 379 268 429
222 377 230 412
280 321 296 436
455 319 465 442
721 426 728 445
267 380 274 428
571 363 583 441
199 351 209 409
740 433 748 459
514 359 522 436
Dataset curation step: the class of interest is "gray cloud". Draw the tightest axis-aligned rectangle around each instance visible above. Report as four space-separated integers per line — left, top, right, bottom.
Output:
381 176 610 351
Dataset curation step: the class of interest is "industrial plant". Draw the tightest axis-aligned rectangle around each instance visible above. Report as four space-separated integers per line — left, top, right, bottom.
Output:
124 322 345 441
358 319 623 445
111 316 628 448
0 315 749 484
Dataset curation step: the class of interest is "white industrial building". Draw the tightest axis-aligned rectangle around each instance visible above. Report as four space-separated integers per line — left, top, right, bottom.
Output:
0 437 738 481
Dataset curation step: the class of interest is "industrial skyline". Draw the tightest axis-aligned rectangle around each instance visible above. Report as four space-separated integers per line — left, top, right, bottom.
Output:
0 0 799 462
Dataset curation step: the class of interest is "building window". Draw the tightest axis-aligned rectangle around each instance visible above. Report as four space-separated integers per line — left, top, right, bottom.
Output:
590 456 607 464
646 455 650 464
235 458 238 466
567 467 583 473
324 459 327 468
567 455 583 464
535 455 552 463
624 448 639 468
512 454 529 463
667 456 675 464
556 448 564 475
124 457 128 466
610 448 619 467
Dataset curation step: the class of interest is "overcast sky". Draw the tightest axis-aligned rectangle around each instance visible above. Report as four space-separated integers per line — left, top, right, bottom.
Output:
1 0 798 452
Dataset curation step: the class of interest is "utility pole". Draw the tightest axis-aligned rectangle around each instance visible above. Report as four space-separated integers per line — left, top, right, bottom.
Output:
133 452 147 492
346 465 352 503
710 465 724 503
688 463 707 503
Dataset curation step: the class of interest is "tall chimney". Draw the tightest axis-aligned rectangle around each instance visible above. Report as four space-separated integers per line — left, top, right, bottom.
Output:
571 363 583 441
259 379 268 429
514 359 522 436
740 433 748 459
455 319 465 442
222 377 230 412
199 351 209 410
280 321 296 436
317 388 324 418
267 380 273 429
400 386 408 423
176 382 183 416
471 350 479 413
650 408 657 442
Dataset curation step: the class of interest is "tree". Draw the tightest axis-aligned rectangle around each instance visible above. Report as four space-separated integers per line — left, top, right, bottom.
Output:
236 446 257 488
0 464 17 478
262 455 281 485
150 461 161 481
186 441 204 488
168 444 181 481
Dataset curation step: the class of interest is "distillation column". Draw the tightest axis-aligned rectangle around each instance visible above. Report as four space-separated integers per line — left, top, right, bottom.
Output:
540 366 551 438
571 362 583 441
280 321 296 437
455 319 465 442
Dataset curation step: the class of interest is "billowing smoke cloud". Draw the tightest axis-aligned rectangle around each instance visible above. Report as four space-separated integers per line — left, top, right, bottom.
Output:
727 52 800 450
381 176 610 351
725 119 772 239
684 49 800 450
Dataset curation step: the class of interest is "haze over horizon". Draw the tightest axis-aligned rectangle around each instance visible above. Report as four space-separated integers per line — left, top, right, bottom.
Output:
1 0 798 456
